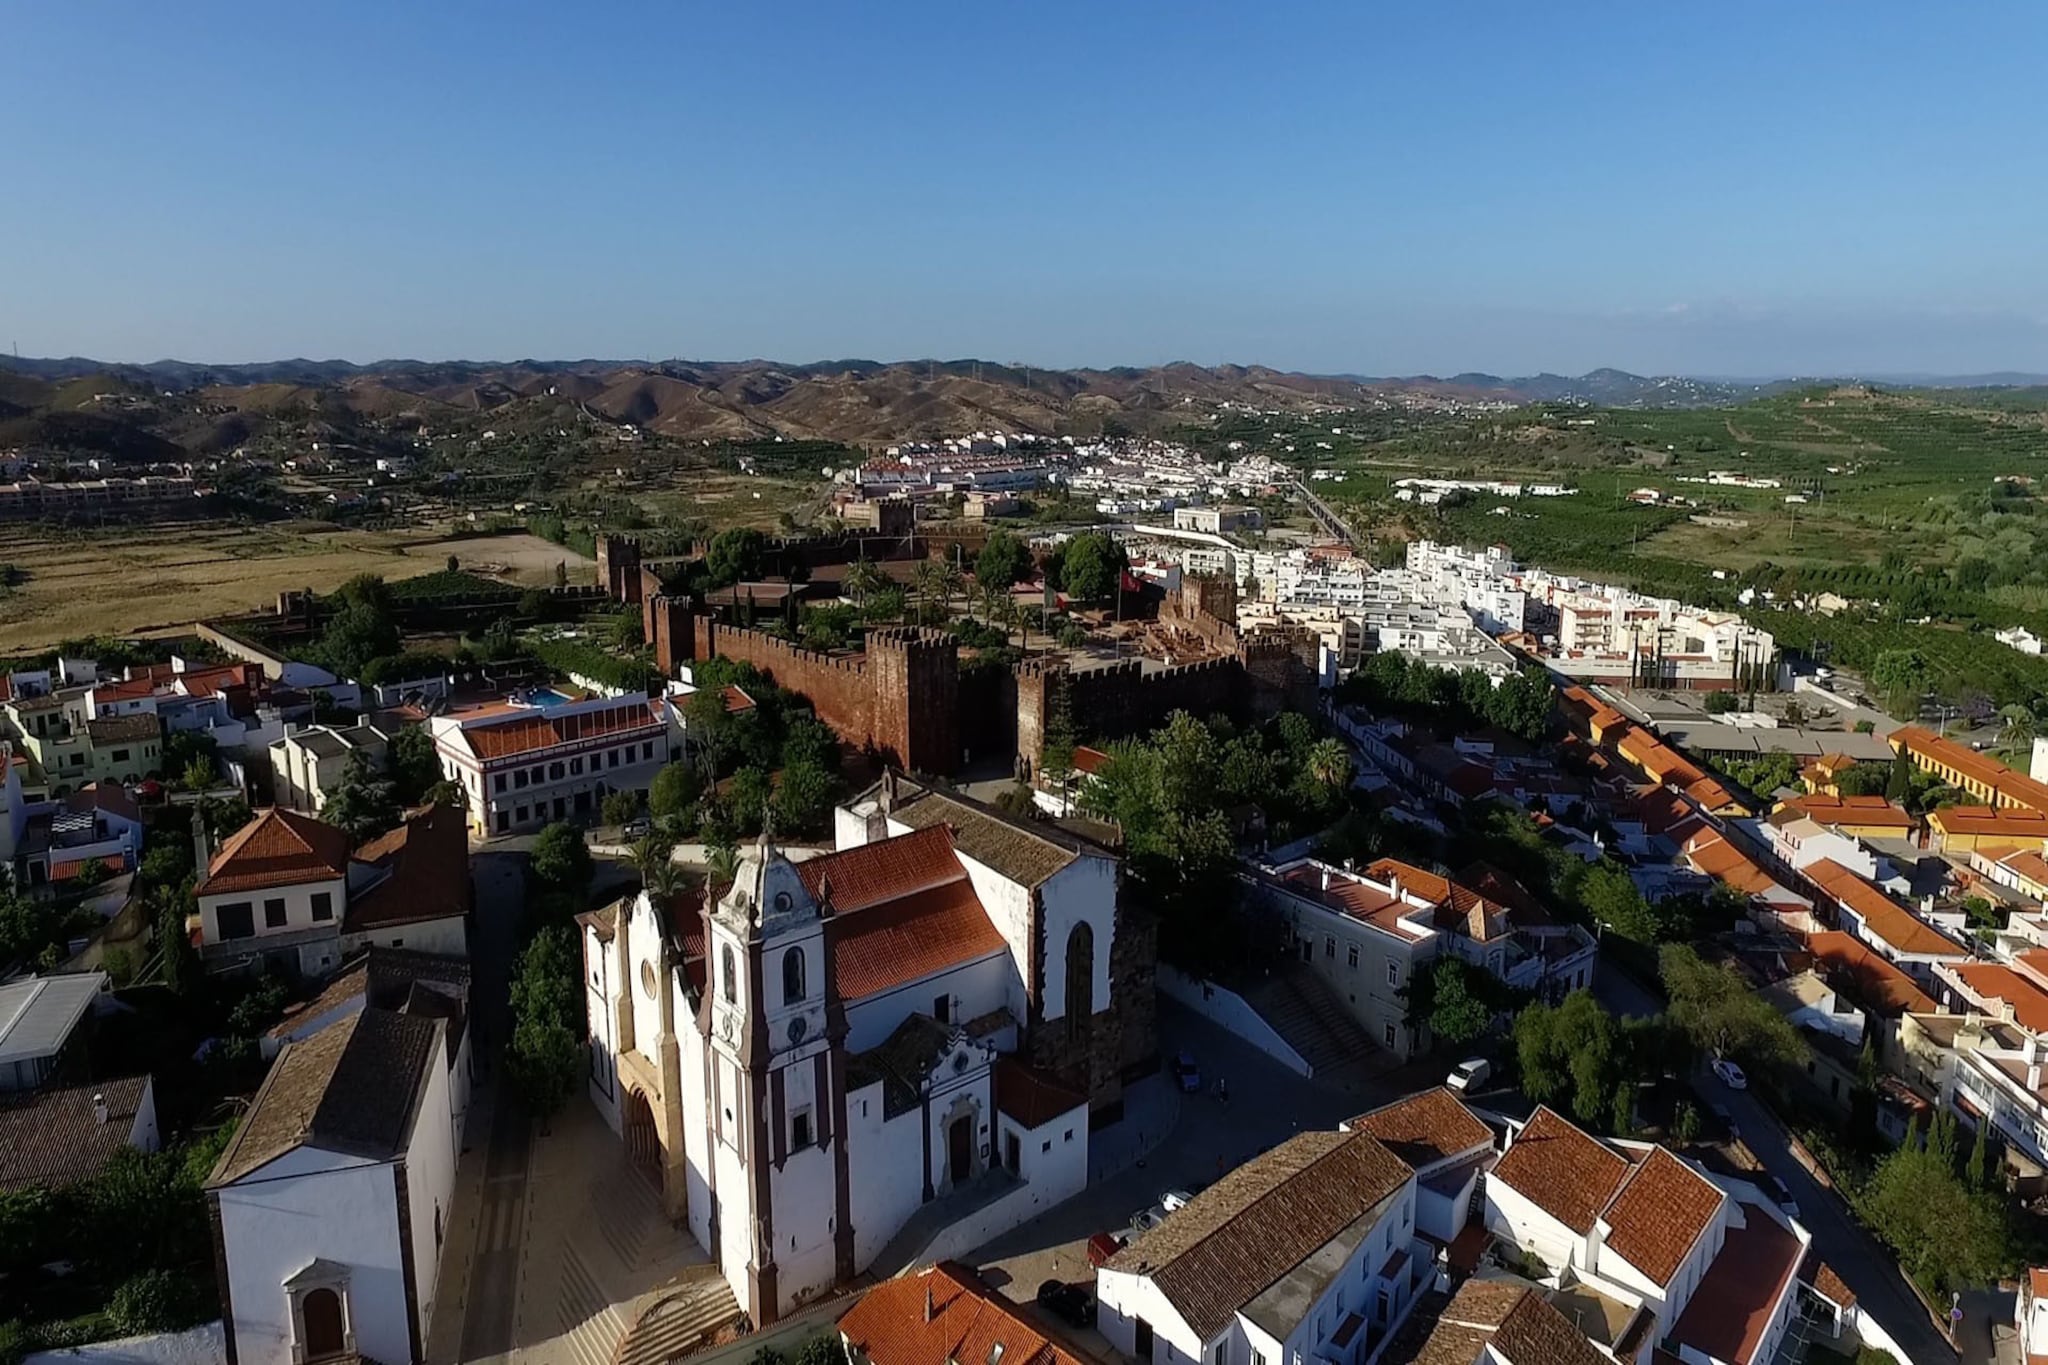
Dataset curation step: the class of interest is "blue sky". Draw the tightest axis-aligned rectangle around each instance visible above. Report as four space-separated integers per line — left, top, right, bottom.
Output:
6 1 2047 376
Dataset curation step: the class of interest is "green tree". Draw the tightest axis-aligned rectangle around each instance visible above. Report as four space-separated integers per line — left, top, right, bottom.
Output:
1832 762 1893 798
1514 990 1622 1128
156 898 197 996
529 822 592 895
792 1335 847 1365
601 789 644 828
842 557 887 610
508 925 582 1123
706 528 767 588
632 834 681 898
1659 944 1806 1067
1967 1112 1992 1191
705 832 740 894
321 749 400 841
649 761 704 828
1060 532 1125 604
1574 862 1661 942
1886 747 1913 803
1403 957 1496 1050
1305 738 1351 793
1999 704 2037 753
388 724 443 804
179 755 215 792
725 765 774 834
1869 649 1930 715
773 758 837 835
975 529 1030 601
1862 1117 2014 1293
1674 1100 1702 1144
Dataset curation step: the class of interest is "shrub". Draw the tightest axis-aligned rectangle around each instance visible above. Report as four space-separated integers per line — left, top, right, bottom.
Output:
108 1268 200 1336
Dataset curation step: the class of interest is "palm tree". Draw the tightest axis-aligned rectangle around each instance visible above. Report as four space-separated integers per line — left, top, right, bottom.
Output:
1307 738 1352 791
844 557 886 611
633 835 681 898
705 835 740 896
1999 704 2037 754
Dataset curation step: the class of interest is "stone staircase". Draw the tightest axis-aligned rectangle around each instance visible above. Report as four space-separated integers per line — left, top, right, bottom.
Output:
1240 963 1379 1077
613 1268 742 1365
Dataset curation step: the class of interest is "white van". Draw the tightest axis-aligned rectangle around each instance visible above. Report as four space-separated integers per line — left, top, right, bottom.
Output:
1446 1058 1491 1094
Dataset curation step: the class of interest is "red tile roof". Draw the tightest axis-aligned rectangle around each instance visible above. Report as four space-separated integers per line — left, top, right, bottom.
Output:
798 825 964 914
831 877 1007 1001
994 1058 1087 1130
1805 859 1964 959
345 803 471 932
839 1263 1087 1365
1806 931 1936 1016
1780 793 1916 830
1931 805 2048 840
722 684 756 715
1949 962 2048 1033
458 697 661 761
1671 1204 1803 1365
1799 1249 1856 1309
1489 1106 1631 1235
1599 1146 1725 1287
1347 1087 1493 1172
198 808 351 896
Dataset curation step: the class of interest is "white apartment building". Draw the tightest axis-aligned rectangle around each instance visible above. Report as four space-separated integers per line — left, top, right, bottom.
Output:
430 690 674 837
270 720 391 814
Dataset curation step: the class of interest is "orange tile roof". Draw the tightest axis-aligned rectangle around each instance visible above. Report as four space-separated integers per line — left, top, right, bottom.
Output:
1806 931 1937 1016
1893 726 2048 814
1805 859 1963 959
1684 828 1787 899
721 684 756 715
458 697 661 761
797 825 963 914
993 1058 1087 1130
1932 805 2048 840
345 804 470 932
1671 1202 1803 1365
1950 963 2048 1033
1363 856 1452 905
1999 849 2048 887
839 1263 1087 1365
1490 1106 1631 1235
1799 1249 1856 1309
198 808 351 896
1780 793 1916 831
1600 1146 1725 1287
1280 864 1414 932
831 877 1007 1001
1347 1086 1493 1172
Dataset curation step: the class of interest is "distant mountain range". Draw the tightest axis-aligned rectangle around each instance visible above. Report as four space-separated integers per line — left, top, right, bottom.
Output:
1 353 2042 458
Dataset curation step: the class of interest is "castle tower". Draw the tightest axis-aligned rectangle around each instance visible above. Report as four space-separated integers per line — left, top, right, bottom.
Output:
595 534 644 604
866 628 960 775
702 834 851 1325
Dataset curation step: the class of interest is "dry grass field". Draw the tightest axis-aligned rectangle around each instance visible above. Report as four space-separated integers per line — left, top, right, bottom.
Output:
0 524 592 655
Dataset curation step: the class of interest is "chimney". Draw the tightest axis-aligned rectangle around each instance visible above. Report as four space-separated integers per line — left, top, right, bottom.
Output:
92 1093 108 1125
925 1282 935 1323
1320 866 1331 892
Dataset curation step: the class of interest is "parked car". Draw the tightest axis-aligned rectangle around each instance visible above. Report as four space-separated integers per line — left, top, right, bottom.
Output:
1170 1051 1202 1093
1446 1058 1491 1094
1767 1175 1799 1218
1161 1188 1195 1212
623 816 652 838
1129 1206 1165 1234
1037 1280 1096 1328
1710 1058 1748 1090
1086 1232 1126 1267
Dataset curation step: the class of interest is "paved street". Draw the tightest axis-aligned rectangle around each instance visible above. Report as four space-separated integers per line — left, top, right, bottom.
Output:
1702 1072 1959 1365
972 997 1384 1310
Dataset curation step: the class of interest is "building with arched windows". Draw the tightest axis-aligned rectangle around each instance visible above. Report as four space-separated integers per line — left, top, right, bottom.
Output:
579 773 1151 1327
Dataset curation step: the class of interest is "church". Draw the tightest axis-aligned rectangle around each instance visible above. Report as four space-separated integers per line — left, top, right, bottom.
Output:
578 773 1154 1325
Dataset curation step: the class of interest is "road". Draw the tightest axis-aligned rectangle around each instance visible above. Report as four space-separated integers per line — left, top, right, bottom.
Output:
1593 960 1959 1361
1702 1071 1958 1364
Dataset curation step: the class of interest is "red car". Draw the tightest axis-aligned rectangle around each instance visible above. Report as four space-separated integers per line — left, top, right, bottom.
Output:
1086 1232 1126 1267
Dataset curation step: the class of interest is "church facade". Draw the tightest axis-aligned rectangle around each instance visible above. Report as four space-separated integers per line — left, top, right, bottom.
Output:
578 775 1149 1325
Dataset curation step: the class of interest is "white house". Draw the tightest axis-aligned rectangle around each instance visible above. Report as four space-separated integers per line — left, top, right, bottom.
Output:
1095 1128 1425 1365
1484 1107 1811 1365
206 1008 457 1365
0 971 109 1091
577 774 1135 1326
430 690 673 838
1341 1087 1493 1247
197 805 471 977
269 721 391 815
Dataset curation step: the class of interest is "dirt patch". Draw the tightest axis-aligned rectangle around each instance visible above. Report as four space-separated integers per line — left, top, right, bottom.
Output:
0 522 448 655
407 533 593 585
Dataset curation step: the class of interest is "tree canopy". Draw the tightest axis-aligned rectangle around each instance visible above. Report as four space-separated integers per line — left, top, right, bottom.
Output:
974 529 1029 595
508 925 582 1121
1059 532 1126 603
1659 944 1806 1068
322 748 400 841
